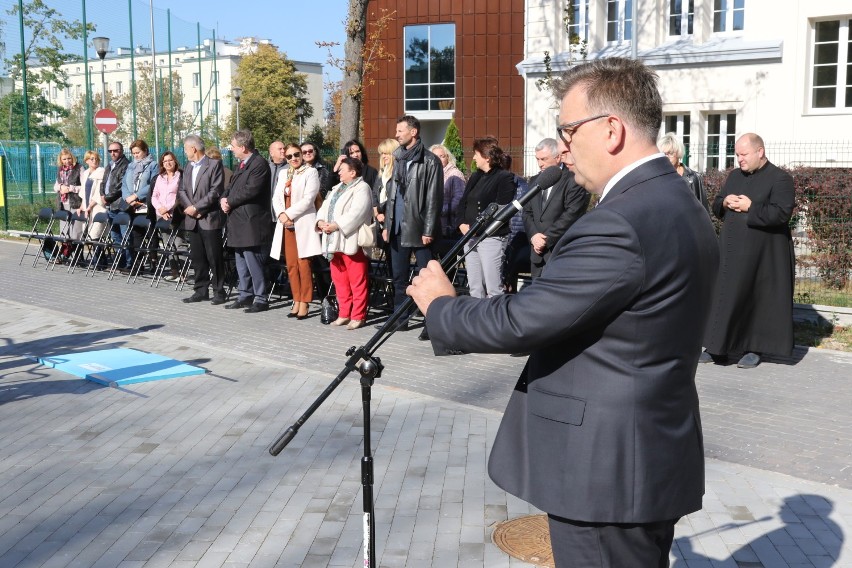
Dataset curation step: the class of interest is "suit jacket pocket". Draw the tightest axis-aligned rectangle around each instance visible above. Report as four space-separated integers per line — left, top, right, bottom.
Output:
529 387 586 426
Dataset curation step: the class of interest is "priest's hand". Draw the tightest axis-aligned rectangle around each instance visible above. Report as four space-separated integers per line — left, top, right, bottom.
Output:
734 195 751 212
407 260 456 316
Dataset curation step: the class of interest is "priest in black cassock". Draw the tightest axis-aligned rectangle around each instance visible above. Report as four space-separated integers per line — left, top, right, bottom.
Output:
700 133 795 369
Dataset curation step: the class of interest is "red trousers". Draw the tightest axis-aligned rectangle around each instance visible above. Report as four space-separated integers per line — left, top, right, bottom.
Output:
330 249 369 321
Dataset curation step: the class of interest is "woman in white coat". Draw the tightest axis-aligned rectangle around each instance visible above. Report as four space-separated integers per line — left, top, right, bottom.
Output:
271 143 322 319
316 158 374 330
80 150 107 239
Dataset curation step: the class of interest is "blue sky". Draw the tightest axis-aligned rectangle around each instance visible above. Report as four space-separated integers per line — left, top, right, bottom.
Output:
166 0 349 83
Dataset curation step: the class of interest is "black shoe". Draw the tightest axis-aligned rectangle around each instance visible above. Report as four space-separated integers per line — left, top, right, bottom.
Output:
510 352 531 358
418 328 430 341
182 292 209 303
210 294 227 306
245 303 269 313
225 298 253 310
118 267 131 275
737 352 761 369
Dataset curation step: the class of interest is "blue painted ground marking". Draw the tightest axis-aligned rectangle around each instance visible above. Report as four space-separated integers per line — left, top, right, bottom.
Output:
38 348 205 387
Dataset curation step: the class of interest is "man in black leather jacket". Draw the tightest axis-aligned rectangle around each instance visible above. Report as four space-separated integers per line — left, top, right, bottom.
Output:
101 142 130 267
382 115 443 336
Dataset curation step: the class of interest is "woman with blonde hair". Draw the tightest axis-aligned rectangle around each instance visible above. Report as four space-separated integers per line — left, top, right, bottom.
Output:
80 150 106 238
271 143 322 319
53 148 83 258
373 138 399 237
430 143 466 240
658 132 710 213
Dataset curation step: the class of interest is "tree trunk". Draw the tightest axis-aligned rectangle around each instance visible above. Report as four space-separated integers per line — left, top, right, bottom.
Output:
339 0 368 145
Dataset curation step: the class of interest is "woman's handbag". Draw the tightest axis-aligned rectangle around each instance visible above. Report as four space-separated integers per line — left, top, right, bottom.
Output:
357 222 377 248
320 284 339 325
67 192 83 210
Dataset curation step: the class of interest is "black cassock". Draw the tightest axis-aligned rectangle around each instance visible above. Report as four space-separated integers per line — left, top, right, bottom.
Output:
704 160 795 357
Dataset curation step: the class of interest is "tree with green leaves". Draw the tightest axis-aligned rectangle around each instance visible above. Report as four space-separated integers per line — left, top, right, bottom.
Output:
0 0 93 142
227 43 311 150
443 117 465 174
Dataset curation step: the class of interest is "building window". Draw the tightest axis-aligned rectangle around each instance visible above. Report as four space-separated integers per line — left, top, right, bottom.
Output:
51 86 57 99
706 113 736 170
606 0 633 43
664 114 692 164
175 58 180 64
404 23 455 112
567 0 590 43
193 100 201 115
811 19 852 110
213 99 219 114
713 0 744 33
669 0 694 36
192 72 200 87
116 63 120 68
115 81 123 95
211 71 219 86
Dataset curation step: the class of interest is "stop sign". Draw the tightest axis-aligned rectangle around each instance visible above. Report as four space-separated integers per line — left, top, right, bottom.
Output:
94 108 118 134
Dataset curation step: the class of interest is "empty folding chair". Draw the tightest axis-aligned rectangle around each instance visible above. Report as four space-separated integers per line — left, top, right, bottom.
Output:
127 216 156 283
84 212 115 276
106 212 133 280
44 210 77 271
19 207 56 267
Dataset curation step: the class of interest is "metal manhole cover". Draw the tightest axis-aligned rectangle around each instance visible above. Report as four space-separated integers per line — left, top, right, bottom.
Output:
492 514 554 567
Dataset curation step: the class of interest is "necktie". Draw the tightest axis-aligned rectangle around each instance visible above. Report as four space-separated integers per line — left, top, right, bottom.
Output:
239 161 246 170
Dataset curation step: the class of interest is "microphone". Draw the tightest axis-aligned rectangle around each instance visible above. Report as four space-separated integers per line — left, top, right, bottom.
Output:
482 165 563 237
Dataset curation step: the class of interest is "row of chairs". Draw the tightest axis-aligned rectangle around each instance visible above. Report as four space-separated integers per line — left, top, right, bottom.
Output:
18 207 190 288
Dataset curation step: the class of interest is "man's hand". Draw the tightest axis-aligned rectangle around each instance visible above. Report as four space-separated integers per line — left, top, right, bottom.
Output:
531 233 548 255
459 224 470 236
382 229 388 242
184 205 198 218
407 260 456 316
734 195 751 212
421 235 434 246
220 197 230 214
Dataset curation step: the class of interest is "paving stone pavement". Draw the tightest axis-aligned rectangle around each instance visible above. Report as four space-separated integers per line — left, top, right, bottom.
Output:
1 238 851 567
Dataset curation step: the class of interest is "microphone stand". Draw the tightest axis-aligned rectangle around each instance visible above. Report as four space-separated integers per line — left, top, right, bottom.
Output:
268 203 501 568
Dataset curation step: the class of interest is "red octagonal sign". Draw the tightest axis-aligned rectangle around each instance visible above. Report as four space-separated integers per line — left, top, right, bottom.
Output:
94 108 118 134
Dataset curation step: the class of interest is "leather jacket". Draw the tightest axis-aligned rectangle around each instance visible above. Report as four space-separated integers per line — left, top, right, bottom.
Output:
102 155 130 211
384 144 443 248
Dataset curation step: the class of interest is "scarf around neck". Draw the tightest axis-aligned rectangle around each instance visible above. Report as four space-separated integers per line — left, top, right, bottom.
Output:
393 138 424 197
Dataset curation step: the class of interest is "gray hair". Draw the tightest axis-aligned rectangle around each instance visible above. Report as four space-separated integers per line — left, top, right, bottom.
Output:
657 132 684 160
552 57 663 144
231 129 255 152
183 134 205 154
429 144 457 168
535 138 560 158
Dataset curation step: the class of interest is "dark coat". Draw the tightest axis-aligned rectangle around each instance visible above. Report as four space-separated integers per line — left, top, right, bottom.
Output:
384 144 444 247
523 165 590 276
102 155 130 211
703 160 795 357
221 151 272 248
457 168 516 235
179 157 226 232
681 164 710 214
426 157 719 523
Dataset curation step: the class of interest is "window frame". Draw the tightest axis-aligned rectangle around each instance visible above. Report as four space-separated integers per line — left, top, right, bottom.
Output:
712 0 745 34
809 18 852 112
668 0 695 37
402 23 456 114
705 112 737 171
606 0 633 44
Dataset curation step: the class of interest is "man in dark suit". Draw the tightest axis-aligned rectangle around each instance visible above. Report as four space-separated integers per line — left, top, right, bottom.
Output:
523 137 590 278
407 58 719 567
220 129 272 313
179 134 226 305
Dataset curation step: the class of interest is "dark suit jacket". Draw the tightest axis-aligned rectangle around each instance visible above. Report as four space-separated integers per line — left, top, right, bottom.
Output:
427 157 719 523
179 157 225 231
221 151 272 248
523 165 590 276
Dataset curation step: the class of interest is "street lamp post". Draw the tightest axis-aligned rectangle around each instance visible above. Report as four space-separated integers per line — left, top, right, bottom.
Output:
232 87 242 131
92 36 110 160
296 107 304 144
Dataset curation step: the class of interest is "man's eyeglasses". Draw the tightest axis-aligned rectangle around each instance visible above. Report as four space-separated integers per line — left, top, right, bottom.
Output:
556 114 609 146
285 152 301 160
108 148 121 153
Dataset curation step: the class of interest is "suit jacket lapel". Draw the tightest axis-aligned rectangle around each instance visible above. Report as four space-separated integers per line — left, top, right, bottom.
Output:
598 157 672 207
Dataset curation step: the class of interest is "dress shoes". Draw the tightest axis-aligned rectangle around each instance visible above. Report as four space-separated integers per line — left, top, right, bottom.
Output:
331 317 351 326
244 303 269 313
346 319 365 330
736 352 761 369
418 327 430 341
210 294 227 306
225 298 253 310
182 292 209 303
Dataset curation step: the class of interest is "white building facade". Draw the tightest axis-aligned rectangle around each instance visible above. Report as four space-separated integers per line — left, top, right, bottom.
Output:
518 0 852 172
30 36 323 143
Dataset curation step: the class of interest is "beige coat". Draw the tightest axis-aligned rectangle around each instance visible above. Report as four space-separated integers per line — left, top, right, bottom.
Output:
270 166 322 260
80 166 107 238
315 178 373 257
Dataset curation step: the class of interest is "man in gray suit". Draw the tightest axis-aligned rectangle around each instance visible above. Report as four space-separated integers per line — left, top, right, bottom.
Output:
523 138 590 278
179 134 226 305
408 58 719 567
